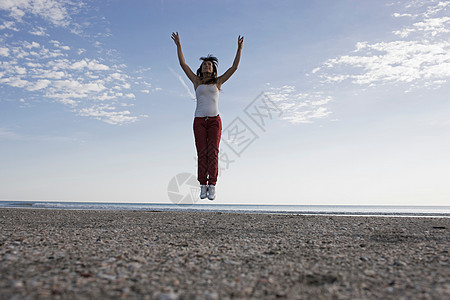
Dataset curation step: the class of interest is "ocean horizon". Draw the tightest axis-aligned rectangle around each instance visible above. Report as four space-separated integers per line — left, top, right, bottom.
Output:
1 200 449 217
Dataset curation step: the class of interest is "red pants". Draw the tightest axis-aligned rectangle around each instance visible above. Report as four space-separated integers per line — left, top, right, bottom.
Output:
193 115 222 186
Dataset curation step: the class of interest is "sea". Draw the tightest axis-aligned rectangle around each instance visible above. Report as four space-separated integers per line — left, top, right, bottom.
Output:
0 201 449 217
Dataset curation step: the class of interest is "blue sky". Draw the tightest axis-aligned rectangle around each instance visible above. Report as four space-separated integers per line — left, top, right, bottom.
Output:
1 0 449 205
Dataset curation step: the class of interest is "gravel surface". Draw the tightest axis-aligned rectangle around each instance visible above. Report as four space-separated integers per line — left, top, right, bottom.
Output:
0 208 448 299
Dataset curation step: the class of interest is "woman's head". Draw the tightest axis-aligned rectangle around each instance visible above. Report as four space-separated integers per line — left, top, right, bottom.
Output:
197 55 218 82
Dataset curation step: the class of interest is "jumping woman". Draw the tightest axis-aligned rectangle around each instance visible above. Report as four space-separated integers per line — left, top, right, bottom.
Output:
171 32 244 200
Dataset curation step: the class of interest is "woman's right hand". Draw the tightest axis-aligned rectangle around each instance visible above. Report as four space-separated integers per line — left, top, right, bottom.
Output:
171 32 181 46
237 35 244 50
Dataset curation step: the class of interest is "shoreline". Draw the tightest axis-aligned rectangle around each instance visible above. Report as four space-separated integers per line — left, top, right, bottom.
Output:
1 208 448 299
5 207 450 218
2 201 449 218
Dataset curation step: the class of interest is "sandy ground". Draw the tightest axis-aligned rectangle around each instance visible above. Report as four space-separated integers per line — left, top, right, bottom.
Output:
0 208 448 299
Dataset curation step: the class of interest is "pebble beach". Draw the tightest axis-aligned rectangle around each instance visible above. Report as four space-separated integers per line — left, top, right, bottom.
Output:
0 208 448 299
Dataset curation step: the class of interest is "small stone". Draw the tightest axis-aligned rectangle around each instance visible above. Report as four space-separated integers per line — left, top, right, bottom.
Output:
4 254 18 261
393 260 407 267
79 271 94 278
204 291 219 300
360 256 370 261
127 262 142 271
155 292 179 300
364 270 376 277
171 278 180 286
97 273 116 281
12 280 24 288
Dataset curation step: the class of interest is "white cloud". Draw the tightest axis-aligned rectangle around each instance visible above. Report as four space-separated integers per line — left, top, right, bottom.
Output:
321 41 450 86
29 26 48 36
47 59 70 70
0 47 9 56
26 62 42 67
59 98 77 107
4 77 29 88
108 72 128 81
0 0 76 27
393 13 414 18
0 1 151 125
11 46 30 59
96 93 116 101
311 67 321 74
424 1 450 17
0 38 143 124
23 41 40 49
14 66 27 75
70 59 110 71
77 105 139 125
395 16 450 37
8 6 25 21
27 79 51 91
0 20 19 31
33 69 66 79
265 85 332 124
136 67 151 73
414 17 450 36
393 28 415 38
314 1 450 91
51 79 106 95
50 40 70 51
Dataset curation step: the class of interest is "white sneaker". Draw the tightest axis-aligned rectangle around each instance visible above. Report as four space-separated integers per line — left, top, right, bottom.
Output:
208 185 216 200
200 185 208 199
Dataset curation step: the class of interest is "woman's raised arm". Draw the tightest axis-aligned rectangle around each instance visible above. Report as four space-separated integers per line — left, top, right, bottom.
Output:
171 32 197 85
217 35 244 87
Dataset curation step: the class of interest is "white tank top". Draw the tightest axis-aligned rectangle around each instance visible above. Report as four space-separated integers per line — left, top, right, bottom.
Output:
194 84 219 117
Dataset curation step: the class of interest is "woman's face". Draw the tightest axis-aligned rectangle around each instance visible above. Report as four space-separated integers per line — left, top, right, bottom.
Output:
202 61 213 74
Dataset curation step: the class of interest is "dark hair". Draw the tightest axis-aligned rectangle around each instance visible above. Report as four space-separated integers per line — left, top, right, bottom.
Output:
196 54 218 84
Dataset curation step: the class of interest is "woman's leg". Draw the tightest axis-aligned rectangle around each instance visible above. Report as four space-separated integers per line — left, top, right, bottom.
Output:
206 116 222 186
193 118 208 185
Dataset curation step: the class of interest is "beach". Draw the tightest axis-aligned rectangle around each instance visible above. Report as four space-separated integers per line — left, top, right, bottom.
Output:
0 209 448 299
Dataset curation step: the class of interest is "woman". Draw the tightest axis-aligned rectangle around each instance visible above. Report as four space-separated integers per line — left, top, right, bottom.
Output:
171 32 243 200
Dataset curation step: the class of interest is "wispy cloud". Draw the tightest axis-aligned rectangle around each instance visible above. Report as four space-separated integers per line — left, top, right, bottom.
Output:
312 0 450 92
0 0 151 125
168 66 196 100
0 0 83 28
265 85 332 124
316 40 450 88
264 1 449 126
0 38 143 124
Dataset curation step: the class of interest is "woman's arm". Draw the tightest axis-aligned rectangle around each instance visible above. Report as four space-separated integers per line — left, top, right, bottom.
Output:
171 32 198 85
217 35 244 87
